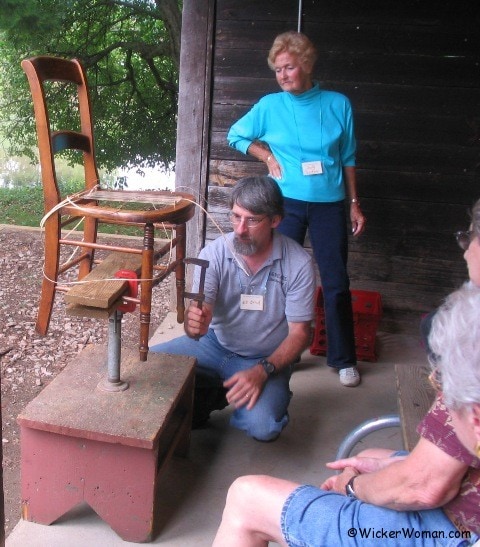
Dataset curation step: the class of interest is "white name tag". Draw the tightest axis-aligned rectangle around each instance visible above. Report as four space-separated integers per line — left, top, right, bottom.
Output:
240 294 264 311
302 161 323 175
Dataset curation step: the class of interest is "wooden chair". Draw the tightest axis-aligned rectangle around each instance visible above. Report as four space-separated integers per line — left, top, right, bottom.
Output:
21 56 195 361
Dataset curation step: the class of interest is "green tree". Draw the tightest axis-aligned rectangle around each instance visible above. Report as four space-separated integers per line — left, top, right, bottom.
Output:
0 0 182 172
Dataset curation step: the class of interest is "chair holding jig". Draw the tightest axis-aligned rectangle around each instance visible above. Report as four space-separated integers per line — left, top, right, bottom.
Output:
21 55 195 361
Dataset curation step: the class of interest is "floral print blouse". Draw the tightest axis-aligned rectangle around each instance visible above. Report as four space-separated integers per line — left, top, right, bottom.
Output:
418 395 480 535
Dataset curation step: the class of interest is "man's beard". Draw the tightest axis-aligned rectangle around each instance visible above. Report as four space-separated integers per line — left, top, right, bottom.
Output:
233 236 257 256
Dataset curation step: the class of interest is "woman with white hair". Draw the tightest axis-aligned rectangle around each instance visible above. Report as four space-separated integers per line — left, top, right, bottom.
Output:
212 201 480 546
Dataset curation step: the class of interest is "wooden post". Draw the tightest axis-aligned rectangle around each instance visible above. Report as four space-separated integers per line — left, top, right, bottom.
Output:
175 0 215 263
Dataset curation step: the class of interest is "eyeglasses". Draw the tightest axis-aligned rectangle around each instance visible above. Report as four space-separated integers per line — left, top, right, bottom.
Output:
229 212 268 228
455 230 475 251
428 368 442 393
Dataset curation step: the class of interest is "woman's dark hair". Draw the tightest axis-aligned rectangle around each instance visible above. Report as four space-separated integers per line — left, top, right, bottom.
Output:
229 176 284 219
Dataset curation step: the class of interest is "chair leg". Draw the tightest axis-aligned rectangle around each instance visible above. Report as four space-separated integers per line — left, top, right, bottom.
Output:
175 223 187 324
139 223 155 361
35 217 61 335
78 216 97 279
36 278 57 335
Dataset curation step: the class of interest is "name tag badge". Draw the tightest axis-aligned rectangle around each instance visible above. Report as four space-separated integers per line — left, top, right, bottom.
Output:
240 293 264 311
302 160 323 176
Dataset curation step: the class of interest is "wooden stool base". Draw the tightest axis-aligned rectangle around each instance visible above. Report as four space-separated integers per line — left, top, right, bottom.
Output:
18 345 195 543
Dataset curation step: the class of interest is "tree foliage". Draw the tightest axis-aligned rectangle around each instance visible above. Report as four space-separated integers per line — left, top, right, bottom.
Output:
0 0 182 171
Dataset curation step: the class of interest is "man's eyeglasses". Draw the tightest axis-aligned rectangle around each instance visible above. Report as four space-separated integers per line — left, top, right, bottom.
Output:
455 230 475 251
229 212 268 228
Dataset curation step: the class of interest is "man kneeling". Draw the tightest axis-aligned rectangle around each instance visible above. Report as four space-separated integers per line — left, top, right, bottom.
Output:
151 175 316 441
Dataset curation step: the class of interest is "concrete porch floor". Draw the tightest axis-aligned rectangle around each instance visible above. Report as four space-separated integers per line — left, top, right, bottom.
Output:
6 313 425 546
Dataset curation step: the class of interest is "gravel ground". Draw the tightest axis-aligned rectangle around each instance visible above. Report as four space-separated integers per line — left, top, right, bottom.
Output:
0 225 172 536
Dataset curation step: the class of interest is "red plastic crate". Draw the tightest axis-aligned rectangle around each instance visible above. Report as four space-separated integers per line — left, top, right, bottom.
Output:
310 287 382 362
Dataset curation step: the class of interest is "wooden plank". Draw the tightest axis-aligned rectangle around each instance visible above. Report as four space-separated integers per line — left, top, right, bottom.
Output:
65 301 120 319
215 48 480 88
355 170 478 205
206 182 475 243
208 158 479 205
215 18 480 57
348 253 466 289
64 252 142 308
211 132 480 175
395 364 435 451
214 77 480 117
213 104 479 148
217 0 480 28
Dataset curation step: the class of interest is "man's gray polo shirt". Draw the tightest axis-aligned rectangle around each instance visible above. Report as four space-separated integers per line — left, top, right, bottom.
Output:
192 231 316 357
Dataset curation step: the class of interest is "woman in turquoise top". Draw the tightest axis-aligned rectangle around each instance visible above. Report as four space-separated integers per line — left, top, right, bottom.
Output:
228 31 366 387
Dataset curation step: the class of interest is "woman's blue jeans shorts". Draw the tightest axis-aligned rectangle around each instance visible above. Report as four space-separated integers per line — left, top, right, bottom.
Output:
281 484 478 547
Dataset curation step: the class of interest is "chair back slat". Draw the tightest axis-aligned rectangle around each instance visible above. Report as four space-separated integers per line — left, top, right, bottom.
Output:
51 131 91 154
21 56 100 204
24 56 84 85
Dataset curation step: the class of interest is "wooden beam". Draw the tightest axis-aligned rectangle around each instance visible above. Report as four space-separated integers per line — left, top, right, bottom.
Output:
175 0 215 261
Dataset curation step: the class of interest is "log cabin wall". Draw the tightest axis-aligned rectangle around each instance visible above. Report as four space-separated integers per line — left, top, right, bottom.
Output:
177 0 480 334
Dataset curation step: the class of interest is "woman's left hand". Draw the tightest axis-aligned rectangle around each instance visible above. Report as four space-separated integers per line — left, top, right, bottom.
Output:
350 202 366 236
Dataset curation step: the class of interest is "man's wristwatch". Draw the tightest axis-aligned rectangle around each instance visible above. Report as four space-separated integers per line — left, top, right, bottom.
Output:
345 475 358 499
259 358 276 377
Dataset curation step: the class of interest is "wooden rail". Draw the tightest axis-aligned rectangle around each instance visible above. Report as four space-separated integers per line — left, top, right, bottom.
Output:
395 364 435 451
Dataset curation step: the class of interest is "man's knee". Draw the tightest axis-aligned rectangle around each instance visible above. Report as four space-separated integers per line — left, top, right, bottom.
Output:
244 415 287 442
251 427 281 442
149 337 184 354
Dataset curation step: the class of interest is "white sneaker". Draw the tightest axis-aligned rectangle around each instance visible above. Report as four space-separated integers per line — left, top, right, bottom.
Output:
339 367 361 387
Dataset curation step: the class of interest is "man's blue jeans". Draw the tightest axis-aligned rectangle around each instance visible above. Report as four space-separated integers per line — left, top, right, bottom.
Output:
150 329 291 441
277 198 356 369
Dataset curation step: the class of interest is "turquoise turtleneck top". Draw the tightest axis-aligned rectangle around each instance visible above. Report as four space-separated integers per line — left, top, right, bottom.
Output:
227 82 356 202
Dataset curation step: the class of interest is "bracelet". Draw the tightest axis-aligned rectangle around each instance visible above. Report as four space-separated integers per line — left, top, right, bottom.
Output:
350 198 360 204
266 155 272 163
345 475 358 499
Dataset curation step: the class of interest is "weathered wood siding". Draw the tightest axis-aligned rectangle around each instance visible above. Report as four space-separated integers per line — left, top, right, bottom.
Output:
178 0 480 333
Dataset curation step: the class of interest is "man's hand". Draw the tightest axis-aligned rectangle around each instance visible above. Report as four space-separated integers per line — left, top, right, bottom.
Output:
223 364 267 410
185 302 212 339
